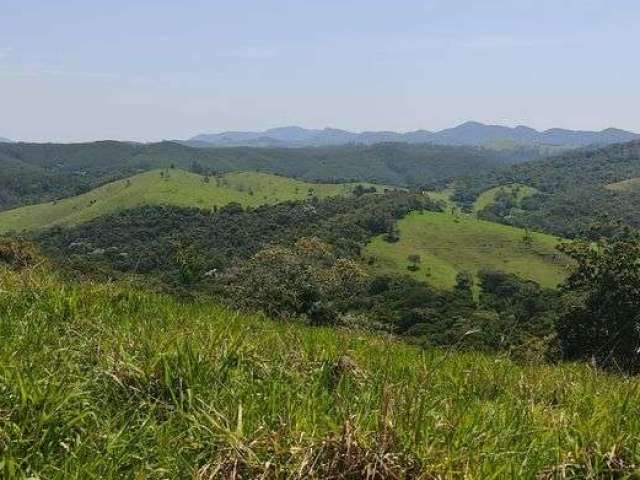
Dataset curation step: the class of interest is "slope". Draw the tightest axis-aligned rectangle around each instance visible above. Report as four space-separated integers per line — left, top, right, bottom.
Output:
454 140 640 236
0 169 380 233
365 211 569 290
2 261 639 478
0 140 525 212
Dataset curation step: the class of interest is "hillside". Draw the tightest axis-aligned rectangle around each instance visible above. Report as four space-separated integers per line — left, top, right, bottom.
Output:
365 211 569 290
454 140 640 236
0 140 530 212
189 122 640 148
2 261 639 478
0 169 378 233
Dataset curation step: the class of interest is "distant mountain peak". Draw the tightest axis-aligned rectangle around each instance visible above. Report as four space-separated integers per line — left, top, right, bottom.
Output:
188 123 640 148
458 121 485 128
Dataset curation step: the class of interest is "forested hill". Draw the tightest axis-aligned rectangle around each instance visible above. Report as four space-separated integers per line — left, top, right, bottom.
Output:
456 141 640 236
495 140 640 191
0 140 523 212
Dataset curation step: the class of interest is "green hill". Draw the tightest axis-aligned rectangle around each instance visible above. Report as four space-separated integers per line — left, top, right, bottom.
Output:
2 261 639 478
365 211 569 290
0 169 380 233
0 140 519 212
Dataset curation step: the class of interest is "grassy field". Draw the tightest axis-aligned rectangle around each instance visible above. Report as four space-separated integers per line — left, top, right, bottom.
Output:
2 261 640 478
0 169 381 233
605 177 640 192
365 211 569 291
472 183 538 212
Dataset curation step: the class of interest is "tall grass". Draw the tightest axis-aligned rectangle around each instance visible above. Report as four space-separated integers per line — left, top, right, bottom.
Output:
1 265 640 478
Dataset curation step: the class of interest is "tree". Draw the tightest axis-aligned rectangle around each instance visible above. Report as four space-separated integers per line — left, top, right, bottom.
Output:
557 227 640 373
454 271 474 304
384 224 400 243
407 254 421 271
223 238 367 324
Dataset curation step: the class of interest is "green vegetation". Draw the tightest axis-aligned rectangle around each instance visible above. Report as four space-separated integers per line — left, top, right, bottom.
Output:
424 188 459 213
365 211 569 291
6 134 640 477
3 260 640 478
33 191 434 279
0 140 517 212
472 183 538 213
453 141 640 237
31 194 565 355
0 169 381 233
557 225 640 373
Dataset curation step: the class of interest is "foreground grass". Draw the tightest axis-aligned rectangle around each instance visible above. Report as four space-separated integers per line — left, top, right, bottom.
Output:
2 266 640 478
365 211 569 291
0 170 381 233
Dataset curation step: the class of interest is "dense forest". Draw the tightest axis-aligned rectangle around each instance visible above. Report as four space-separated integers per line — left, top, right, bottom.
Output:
0 140 536 211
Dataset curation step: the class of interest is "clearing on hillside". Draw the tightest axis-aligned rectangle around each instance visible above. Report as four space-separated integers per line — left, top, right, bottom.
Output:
605 176 640 192
365 210 569 290
473 183 538 212
0 169 382 233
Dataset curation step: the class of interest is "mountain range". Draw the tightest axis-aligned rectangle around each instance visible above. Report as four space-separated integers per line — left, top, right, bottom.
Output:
0 137 12 143
188 122 640 148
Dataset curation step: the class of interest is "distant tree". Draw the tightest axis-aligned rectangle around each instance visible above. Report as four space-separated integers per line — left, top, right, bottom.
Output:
454 271 474 303
407 254 421 271
353 184 377 197
190 160 204 175
384 225 400 243
557 227 640 373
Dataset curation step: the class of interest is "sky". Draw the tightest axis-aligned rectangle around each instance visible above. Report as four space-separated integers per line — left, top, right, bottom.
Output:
1 0 639 142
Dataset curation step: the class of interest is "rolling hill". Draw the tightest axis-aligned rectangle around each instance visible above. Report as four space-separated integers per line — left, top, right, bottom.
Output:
365 210 569 290
0 140 518 212
0 169 381 233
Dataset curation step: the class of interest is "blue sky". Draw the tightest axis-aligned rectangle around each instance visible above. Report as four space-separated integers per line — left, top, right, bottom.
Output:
1 0 639 142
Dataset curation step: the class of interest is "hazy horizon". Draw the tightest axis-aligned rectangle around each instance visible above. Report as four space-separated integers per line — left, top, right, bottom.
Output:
2 0 639 143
